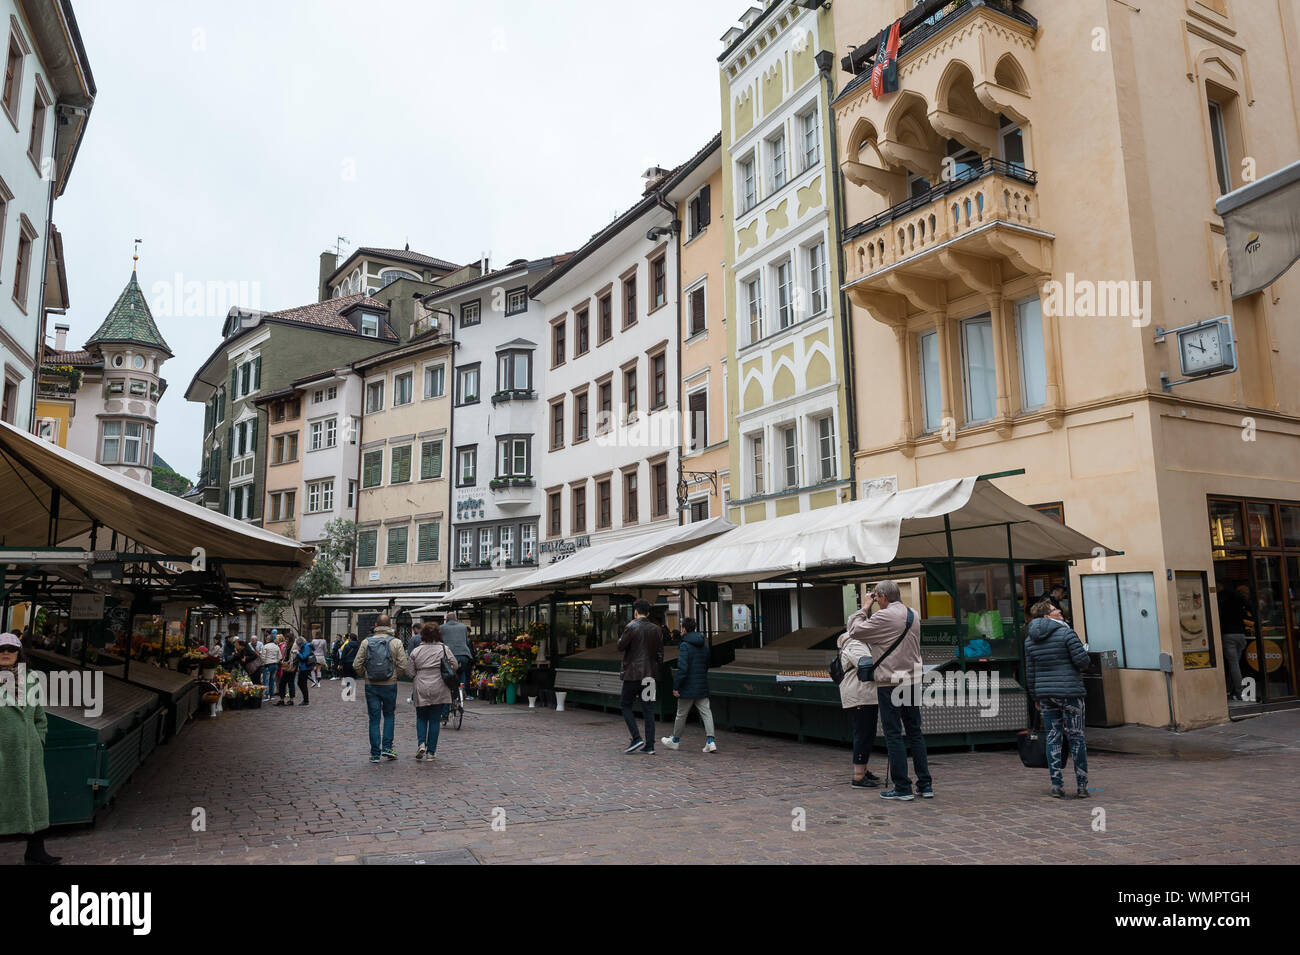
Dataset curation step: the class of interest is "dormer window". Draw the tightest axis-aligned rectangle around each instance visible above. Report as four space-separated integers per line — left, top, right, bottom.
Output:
360 312 379 337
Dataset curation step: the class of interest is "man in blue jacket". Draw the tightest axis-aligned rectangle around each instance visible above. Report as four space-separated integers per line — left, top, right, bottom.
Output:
660 617 717 753
1025 600 1091 798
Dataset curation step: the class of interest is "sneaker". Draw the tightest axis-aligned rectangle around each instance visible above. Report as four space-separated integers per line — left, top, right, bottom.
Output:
851 776 879 789
660 737 680 750
274 700 284 707
643 749 656 755
285 700 295 706
917 786 934 799
380 749 398 761
1076 784 1090 798
703 740 717 753
299 701 309 706
863 769 880 783
1050 786 1065 798
879 788 915 801
369 756 381 764
624 739 645 754
416 744 427 760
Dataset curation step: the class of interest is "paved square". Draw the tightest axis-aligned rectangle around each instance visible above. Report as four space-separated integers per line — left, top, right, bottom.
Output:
6 685 1298 864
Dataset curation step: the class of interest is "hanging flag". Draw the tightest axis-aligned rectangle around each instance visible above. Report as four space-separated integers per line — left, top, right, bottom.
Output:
1216 159 1300 299
871 19 901 99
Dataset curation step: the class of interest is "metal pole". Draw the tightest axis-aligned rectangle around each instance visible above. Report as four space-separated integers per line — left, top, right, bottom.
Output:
796 579 804 630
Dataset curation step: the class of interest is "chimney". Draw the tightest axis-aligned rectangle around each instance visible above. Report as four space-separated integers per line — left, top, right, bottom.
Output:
318 250 339 302
54 324 69 351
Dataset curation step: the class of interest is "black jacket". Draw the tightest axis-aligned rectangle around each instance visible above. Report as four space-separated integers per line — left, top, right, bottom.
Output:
617 618 664 683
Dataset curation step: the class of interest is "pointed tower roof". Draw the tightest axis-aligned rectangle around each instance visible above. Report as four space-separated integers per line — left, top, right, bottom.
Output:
85 271 172 357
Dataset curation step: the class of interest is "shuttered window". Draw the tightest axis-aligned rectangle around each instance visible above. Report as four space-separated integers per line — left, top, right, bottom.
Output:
420 439 443 480
362 450 383 488
417 522 440 562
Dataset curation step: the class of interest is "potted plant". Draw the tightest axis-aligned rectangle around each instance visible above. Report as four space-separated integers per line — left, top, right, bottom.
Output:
244 684 264 709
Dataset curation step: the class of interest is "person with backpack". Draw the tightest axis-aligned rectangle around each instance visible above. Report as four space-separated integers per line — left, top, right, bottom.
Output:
294 634 314 705
834 621 881 790
1025 600 1091 798
259 630 282 700
405 622 458 760
846 580 930 801
659 617 716 753
352 615 408 763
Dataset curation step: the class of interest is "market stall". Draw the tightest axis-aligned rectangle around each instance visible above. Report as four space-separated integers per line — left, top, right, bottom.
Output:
592 472 1119 746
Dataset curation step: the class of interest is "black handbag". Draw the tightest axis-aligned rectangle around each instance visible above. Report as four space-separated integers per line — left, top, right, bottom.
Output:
833 609 914 683
1017 707 1070 769
438 646 460 689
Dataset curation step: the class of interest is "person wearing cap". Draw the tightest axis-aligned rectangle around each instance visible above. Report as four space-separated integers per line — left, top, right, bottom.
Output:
0 633 60 864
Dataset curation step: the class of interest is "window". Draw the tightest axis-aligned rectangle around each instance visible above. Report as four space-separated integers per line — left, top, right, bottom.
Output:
919 330 942 433
27 79 49 169
550 400 565 450
688 285 706 336
816 416 836 481
387 526 409 564
745 276 763 343
739 153 757 211
129 379 147 396
362 449 383 488
575 392 589 442
393 372 413 406
307 479 335 513
360 312 380 337
598 293 613 343
457 365 479 404
688 390 707 452
623 274 637 327
768 130 787 191
420 439 443 480
390 445 412 483
1208 99 1232 196
310 419 337 451
458 529 472 566
690 499 709 523
478 528 492 564
457 446 477 486
460 300 481 327
548 491 562 537
552 320 566 367
688 185 711 239
365 379 384 414
623 365 638 419
498 525 514 563
273 433 298 463
521 524 536 562
572 485 587 533
312 389 324 404
12 216 35 309
347 480 357 509
776 259 794 329
652 462 668 517
424 363 445 398
505 287 528 315
575 307 590 355
781 425 798 489
357 530 378 568
101 421 121 464
750 433 765 495
496 437 529 477
120 422 143 465
650 255 667 310
651 352 666 409
999 114 1025 173
269 490 296 522
496 350 531 393
807 241 827 316
3 27 26 123
961 315 997 424
800 107 821 171
417 522 440 562
598 379 613 433
597 478 612 528
1016 297 1047 410
1080 572 1160 669
624 469 639 524
349 416 360 444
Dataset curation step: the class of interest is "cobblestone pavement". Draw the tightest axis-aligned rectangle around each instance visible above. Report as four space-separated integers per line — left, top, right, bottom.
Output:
6 684 1299 864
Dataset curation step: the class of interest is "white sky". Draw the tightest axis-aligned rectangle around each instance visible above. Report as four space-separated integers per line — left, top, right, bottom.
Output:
55 0 748 476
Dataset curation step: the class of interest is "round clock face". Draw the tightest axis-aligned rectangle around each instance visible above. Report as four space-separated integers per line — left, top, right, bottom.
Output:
133 355 145 369
1181 328 1222 372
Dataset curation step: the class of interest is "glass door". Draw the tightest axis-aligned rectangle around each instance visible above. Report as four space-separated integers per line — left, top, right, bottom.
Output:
1250 556 1296 700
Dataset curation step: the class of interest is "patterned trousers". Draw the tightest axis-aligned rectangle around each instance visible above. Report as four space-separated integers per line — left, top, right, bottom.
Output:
1041 696 1089 789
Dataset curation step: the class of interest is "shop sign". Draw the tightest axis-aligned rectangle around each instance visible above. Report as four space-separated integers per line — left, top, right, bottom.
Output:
591 595 610 612
540 536 590 562
70 593 105 620
1245 639 1285 673
1176 571 1213 670
455 488 487 522
730 582 754 605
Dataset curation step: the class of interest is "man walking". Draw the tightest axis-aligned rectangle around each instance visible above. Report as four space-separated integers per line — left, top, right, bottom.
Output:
439 611 472 699
352 615 408 763
617 599 663 755
845 580 931 801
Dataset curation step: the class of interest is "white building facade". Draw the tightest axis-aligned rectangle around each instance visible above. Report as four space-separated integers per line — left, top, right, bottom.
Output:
297 367 362 547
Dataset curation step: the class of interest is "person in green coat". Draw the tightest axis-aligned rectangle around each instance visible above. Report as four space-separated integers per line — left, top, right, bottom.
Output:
0 633 60 864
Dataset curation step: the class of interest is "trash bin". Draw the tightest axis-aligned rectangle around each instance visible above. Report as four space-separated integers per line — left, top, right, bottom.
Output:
1082 650 1124 727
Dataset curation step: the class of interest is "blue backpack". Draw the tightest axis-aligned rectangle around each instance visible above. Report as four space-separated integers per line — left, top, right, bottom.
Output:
364 635 394 681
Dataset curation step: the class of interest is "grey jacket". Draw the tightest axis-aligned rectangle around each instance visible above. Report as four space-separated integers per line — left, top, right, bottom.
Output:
1025 617 1090 699
405 642 457 707
439 620 471 659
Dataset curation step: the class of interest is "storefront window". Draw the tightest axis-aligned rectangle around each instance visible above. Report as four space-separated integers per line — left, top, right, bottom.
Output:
1209 499 1244 548
1247 502 1276 548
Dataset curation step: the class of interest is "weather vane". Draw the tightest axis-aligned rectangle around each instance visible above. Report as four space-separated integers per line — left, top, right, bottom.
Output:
133 237 142 272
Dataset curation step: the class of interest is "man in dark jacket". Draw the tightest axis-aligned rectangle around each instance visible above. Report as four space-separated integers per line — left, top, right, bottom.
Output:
660 617 716 753
617 599 664 754
1025 601 1091 798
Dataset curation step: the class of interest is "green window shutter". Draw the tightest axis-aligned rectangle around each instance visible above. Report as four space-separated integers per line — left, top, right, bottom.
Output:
250 417 258 453
231 367 237 395
363 450 382 487
387 526 408 564
420 441 435 480
226 427 233 460
254 356 262 390
357 529 377 567
417 522 440 562
392 446 411 483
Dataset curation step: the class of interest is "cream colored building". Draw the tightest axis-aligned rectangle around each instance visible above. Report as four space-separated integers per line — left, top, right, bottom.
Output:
834 0 1300 727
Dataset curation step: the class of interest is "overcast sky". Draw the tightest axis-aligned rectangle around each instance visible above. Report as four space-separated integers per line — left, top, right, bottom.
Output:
55 0 746 476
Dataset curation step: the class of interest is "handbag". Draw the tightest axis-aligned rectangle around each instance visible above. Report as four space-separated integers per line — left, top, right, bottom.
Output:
1017 706 1070 769
438 646 460 690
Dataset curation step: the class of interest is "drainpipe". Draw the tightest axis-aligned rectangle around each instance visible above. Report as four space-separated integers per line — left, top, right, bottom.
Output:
653 191 684 525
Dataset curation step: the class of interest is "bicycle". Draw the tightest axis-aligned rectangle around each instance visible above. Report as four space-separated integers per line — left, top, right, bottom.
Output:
443 683 465 731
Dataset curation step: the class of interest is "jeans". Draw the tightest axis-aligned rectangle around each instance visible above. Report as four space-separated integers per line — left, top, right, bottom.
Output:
365 683 398 757
1222 633 1248 697
1041 696 1089 789
296 668 310 704
261 665 277 698
671 696 715 739
850 705 878 766
416 704 449 754
876 685 931 794
620 679 655 746
457 656 471 688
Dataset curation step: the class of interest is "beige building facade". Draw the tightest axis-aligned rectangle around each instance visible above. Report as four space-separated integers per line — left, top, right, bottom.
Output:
835 0 1300 728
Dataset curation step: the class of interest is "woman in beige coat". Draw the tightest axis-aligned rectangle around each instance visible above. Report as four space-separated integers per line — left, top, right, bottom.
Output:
835 626 881 789
405 622 458 760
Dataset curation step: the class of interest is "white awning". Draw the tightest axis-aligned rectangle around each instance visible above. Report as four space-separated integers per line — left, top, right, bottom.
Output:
317 591 450 610
0 421 313 593
409 571 538 612
1216 158 1300 299
593 476 1117 590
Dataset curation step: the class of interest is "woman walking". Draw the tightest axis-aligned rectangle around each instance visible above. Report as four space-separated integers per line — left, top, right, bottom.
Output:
1025 600 1091 798
660 618 717 753
277 631 300 706
294 634 313 705
405 622 458 760
310 633 327 686
0 634 60 864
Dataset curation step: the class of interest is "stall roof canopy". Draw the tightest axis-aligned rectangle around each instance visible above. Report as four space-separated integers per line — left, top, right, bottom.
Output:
317 591 450 611
594 477 1118 590
0 422 314 595
410 572 537 612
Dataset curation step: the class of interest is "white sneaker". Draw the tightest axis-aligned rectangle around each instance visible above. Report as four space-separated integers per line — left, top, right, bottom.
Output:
416 743 427 760
703 741 717 753
660 737 679 750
